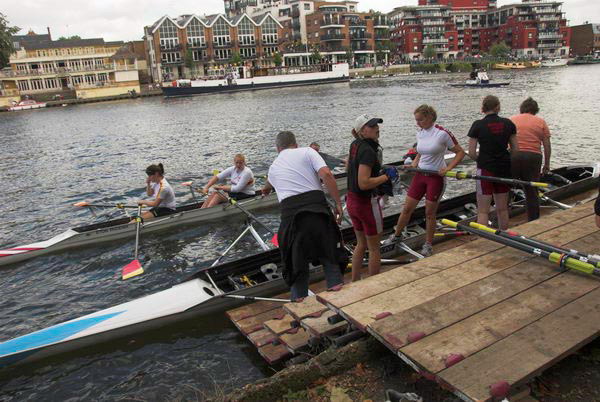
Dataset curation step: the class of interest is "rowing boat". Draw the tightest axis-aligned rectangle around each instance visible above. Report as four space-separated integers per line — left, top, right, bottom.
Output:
0 166 352 267
1 165 596 368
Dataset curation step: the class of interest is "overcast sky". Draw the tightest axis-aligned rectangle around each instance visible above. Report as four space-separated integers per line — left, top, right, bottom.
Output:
3 0 597 42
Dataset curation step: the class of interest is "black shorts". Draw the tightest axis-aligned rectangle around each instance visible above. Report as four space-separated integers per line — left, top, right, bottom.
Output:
229 192 254 201
150 207 176 217
595 194 600 216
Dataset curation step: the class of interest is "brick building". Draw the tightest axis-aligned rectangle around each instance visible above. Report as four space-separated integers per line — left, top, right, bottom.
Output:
570 23 600 56
390 0 570 59
144 14 284 82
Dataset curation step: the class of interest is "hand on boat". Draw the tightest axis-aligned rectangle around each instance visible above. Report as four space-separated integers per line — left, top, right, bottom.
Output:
261 186 272 196
438 167 451 177
542 164 550 175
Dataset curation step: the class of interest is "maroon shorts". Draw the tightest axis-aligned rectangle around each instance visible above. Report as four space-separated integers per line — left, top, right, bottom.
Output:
346 191 383 236
407 172 446 202
476 168 511 195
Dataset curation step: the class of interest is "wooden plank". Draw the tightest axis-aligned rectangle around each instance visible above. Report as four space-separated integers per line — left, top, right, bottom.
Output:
234 307 286 335
439 287 600 401
317 204 594 312
337 213 598 331
402 250 600 373
227 299 286 323
301 310 348 338
257 343 291 365
247 328 277 348
368 222 600 352
283 296 328 321
279 327 311 353
264 314 295 335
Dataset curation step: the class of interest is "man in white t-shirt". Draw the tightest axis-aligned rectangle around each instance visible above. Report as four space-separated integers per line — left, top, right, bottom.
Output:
262 131 345 300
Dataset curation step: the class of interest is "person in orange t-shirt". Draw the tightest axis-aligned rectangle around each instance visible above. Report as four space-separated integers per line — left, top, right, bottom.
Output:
510 97 552 221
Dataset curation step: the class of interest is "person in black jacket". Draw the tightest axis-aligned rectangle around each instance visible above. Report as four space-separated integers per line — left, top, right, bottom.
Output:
262 131 345 300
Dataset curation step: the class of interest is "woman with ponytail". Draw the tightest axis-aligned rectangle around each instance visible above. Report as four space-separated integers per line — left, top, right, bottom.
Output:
136 163 177 221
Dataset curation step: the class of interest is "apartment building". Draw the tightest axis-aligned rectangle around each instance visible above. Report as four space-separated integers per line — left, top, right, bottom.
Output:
0 30 140 101
300 2 390 66
144 13 284 83
390 0 570 59
570 23 600 56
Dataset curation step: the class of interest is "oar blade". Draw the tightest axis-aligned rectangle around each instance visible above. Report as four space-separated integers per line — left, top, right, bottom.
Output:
122 260 144 280
73 201 90 207
181 181 193 187
270 233 279 247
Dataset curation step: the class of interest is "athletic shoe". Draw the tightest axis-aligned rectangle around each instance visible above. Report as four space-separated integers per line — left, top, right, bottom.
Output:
420 243 433 257
384 233 404 245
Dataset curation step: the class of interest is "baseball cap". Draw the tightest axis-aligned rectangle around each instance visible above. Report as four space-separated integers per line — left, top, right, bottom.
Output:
353 114 383 133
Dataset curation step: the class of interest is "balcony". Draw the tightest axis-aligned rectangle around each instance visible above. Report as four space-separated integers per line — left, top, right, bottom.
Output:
162 58 183 64
321 33 346 41
322 45 345 52
538 42 562 49
187 42 207 49
239 40 257 47
423 37 449 44
348 19 367 27
422 20 446 26
538 15 560 22
350 33 372 40
374 33 389 40
321 17 344 28
351 44 373 51
213 41 233 48
160 44 181 51
373 17 389 28
0 65 118 78
538 32 562 40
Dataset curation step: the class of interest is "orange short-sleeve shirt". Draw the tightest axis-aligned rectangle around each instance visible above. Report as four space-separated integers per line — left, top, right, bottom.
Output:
510 113 551 154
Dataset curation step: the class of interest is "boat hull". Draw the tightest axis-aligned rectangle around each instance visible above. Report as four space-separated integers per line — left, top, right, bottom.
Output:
1 165 596 368
450 83 510 88
0 177 348 266
162 76 349 97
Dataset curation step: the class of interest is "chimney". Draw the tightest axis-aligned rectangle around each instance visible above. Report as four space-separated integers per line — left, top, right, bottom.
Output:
47 26 51 40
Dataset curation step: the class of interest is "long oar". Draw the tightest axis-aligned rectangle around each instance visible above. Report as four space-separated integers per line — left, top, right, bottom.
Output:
122 206 145 280
441 219 600 277
73 201 139 209
467 221 600 268
399 167 549 188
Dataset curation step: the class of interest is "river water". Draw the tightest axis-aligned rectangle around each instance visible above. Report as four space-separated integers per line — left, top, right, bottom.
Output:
0 65 599 400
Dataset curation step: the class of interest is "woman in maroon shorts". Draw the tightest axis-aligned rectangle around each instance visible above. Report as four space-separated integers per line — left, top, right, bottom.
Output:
391 105 465 257
346 114 398 281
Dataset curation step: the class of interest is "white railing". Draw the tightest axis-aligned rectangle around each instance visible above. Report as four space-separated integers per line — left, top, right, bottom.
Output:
538 43 562 48
538 32 562 39
0 64 120 78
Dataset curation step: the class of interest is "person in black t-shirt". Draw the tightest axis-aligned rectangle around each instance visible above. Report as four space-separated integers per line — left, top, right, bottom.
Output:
346 114 397 282
467 95 519 230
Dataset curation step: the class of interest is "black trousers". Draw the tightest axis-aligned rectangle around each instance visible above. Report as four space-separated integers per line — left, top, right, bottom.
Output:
511 151 543 221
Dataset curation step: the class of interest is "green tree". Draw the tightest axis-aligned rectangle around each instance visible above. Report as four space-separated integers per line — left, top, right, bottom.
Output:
490 42 511 58
230 51 242 65
423 44 436 60
310 46 322 64
344 46 354 66
0 14 20 69
273 52 283 67
58 35 81 40
184 48 194 76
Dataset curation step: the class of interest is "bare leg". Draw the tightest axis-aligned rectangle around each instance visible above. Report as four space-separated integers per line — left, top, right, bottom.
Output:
493 192 510 230
477 193 493 226
424 200 440 245
352 230 367 282
366 233 382 277
129 210 154 224
393 196 420 236
201 192 228 209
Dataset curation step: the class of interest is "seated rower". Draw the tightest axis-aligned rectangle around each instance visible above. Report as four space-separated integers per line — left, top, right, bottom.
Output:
135 163 176 221
200 154 255 208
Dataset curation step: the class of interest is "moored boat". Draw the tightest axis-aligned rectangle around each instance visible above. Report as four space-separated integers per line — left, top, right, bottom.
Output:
162 63 350 97
0 165 596 368
8 99 47 111
493 62 527 70
541 58 568 67
568 55 600 65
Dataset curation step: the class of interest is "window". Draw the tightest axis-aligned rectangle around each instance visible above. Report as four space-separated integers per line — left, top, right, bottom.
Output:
262 17 278 44
238 18 256 45
528 32 533 38
191 50 207 61
30 79 43 90
17 81 30 91
264 46 278 56
98 73 108 82
161 52 181 63
71 75 83 85
240 47 256 58
159 19 180 49
214 48 232 59
213 18 231 46
304 3 310 10
187 19 206 47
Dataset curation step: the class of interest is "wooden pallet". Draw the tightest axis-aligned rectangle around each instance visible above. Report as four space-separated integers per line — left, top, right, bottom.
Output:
316 202 600 401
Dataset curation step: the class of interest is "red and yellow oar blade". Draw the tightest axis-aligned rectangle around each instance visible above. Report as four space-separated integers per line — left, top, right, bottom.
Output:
73 201 90 207
181 181 193 187
270 233 279 247
122 260 144 280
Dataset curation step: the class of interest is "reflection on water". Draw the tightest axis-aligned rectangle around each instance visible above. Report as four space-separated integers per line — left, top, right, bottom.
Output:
0 65 599 400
